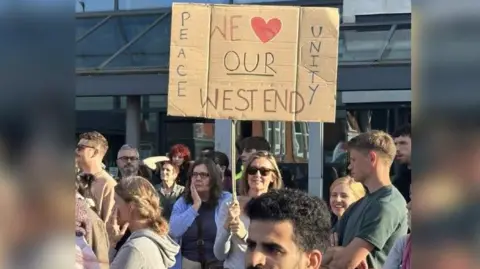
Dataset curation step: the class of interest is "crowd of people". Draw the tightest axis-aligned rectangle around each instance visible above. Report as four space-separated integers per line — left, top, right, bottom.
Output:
74 124 412 269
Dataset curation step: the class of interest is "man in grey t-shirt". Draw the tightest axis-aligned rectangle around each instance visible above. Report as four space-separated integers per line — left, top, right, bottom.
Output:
323 131 408 269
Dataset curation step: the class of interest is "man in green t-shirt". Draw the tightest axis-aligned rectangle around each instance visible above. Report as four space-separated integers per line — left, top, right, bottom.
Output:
323 130 408 269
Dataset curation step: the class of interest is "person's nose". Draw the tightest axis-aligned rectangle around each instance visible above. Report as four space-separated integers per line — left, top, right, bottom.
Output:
247 249 266 268
406 201 411 211
334 195 342 202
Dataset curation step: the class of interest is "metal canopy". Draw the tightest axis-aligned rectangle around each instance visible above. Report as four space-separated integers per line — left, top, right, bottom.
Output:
76 9 411 76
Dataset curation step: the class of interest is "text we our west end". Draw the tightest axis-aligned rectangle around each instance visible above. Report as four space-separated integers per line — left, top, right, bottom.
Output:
174 11 324 115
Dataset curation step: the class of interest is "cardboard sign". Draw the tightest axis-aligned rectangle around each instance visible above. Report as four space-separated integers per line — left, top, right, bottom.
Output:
168 3 339 122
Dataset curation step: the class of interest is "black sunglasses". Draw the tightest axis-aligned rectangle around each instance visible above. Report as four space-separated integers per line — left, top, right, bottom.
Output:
246 167 274 176
76 144 95 151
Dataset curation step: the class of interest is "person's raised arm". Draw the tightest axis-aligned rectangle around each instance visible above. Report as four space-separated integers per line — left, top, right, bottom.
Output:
168 197 199 239
213 199 233 260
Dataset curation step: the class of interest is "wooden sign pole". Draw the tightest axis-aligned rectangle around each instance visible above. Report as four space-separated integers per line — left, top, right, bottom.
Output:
230 119 238 201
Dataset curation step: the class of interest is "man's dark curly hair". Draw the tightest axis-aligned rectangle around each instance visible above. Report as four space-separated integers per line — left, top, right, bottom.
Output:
392 124 411 138
245 188 331 253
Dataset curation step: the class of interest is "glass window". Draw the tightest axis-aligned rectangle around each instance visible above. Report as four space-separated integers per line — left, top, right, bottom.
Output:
76 14 171 69
382 27 411 60
118 0 229 10
149 95 167 109
233 0 292 3
119 95 167 110
264 121 286 157
140 112 159 158
76 97 115 110
339 25 392 62
293 122 309 160
76 0 115 12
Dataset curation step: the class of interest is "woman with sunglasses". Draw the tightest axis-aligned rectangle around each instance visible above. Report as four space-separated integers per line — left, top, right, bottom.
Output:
214 151 283 269
169 158 232 269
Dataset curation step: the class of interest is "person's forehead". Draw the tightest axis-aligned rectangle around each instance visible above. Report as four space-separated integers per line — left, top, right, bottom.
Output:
163 163 174 169
249 220 296 248
331 183 350 194
117 149 138 158
348 148 364 157
250 157 273 169
193 164 208 172
394 136 411 143
242 148 257 154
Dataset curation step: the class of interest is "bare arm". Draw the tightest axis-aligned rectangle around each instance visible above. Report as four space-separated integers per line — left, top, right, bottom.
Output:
329 238 373 269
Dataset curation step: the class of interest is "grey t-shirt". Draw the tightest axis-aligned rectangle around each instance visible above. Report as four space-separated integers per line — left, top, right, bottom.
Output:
335 185 408 269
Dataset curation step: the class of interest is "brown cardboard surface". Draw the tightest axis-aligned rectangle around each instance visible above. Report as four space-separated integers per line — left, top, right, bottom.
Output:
168 3 339 122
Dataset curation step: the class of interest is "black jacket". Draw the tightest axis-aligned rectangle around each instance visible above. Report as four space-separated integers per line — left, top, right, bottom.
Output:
392 165 411 202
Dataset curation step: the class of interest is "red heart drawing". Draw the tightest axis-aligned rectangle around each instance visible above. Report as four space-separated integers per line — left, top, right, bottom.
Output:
251 17 282 43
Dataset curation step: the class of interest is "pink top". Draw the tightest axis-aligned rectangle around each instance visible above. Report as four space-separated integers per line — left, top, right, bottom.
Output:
76 236 100 269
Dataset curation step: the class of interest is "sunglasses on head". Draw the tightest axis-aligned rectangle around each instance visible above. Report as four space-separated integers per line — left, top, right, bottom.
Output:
246 167 274 176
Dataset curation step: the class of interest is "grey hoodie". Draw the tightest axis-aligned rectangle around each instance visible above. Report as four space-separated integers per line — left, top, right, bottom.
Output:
110 229 180 269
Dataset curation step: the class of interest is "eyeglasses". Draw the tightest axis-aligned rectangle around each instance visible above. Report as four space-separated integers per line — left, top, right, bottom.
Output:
76 144 95 151
191 172 209 179
246 166 274 176
117 156 139 162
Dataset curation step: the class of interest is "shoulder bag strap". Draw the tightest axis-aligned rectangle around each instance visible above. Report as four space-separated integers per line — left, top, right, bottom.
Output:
195 213 207 269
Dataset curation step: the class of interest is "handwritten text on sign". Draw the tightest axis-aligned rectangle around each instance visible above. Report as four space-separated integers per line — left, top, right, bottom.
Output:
168 4 339 122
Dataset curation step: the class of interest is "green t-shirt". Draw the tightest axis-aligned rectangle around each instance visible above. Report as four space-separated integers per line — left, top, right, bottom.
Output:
334 185 408 269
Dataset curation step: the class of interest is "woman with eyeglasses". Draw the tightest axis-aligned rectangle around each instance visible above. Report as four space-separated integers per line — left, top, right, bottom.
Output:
214 151 283 269
169 158 232 269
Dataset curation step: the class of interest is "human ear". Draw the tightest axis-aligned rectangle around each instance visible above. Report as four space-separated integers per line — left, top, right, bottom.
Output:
368 151 378 166
306 250 322 269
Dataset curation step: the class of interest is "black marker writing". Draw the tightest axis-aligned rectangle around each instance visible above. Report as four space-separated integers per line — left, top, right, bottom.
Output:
200 87 305 114
223 51 276 76
306 25 323 105
175 12 191 97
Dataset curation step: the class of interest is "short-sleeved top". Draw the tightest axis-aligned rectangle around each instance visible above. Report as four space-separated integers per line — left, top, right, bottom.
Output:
334 185 408 269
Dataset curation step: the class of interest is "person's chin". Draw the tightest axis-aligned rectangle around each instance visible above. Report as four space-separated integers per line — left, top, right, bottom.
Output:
332 209 343 217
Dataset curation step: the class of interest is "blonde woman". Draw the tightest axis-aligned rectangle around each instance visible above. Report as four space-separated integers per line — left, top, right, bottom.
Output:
214 151 283 269
109 176 180 269
328 176 366 247
329 176 366 221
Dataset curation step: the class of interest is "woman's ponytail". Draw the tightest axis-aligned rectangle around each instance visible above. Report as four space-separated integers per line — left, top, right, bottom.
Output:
150 208 169 236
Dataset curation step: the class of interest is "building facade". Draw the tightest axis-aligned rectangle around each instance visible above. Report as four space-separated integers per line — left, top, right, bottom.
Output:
76 0 411 196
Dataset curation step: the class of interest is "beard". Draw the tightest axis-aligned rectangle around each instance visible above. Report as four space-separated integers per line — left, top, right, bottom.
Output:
120 165 138 178
246 265 265 269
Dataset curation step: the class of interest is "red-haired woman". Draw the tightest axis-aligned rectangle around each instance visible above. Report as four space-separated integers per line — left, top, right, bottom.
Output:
169 144 191 186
